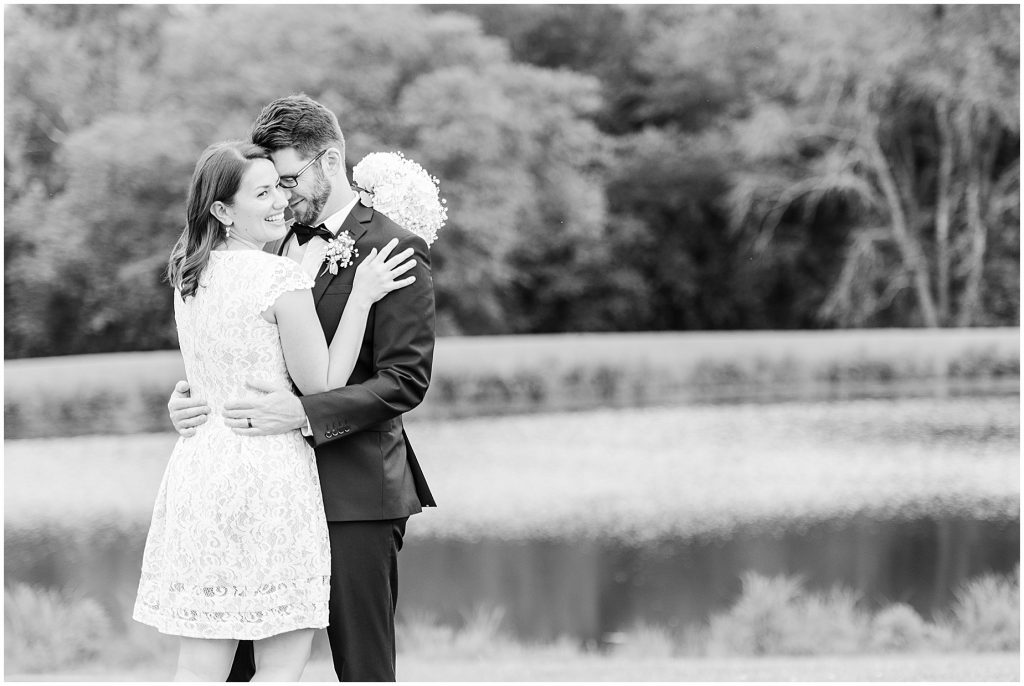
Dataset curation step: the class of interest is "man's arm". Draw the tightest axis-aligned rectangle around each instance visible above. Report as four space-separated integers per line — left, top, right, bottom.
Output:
168 380 210 437
222 377 309 435
301 232 435 447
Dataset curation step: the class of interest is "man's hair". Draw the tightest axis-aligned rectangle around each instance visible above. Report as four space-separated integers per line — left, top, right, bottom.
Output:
249 94 345 164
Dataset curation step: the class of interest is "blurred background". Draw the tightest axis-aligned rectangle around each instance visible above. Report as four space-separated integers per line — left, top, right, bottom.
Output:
4 3 1020 681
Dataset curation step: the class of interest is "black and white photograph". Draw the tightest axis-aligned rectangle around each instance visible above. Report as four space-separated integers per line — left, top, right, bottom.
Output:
3 2 1020 682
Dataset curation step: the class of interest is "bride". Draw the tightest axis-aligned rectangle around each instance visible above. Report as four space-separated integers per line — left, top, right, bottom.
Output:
133 140 415 680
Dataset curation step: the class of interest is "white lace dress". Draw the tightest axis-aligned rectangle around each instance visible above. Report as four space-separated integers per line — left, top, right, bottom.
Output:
133 250 331 640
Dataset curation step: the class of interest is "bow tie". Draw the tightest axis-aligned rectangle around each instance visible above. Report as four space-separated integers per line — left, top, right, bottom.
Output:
292 223 335 246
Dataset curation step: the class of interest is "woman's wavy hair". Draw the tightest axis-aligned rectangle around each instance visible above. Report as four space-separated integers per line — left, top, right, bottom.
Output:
167 141 270 299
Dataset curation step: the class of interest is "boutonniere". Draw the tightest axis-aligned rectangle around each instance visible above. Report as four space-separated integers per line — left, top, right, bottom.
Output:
320 231 359 277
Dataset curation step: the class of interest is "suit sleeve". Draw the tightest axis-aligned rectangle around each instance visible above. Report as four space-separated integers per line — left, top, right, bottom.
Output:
298 233 435 447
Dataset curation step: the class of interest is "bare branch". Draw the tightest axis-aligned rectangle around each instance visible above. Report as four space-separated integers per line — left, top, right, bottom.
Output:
861 115 940 326
934 97 956 324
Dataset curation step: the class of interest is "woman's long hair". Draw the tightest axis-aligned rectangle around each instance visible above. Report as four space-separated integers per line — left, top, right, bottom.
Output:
167 141 270 299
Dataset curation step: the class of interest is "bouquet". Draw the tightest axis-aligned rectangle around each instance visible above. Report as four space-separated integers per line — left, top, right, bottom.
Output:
352 151 448 247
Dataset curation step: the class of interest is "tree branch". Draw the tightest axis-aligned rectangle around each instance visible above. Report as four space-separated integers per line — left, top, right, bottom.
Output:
934 98 955 324
862 115 939 326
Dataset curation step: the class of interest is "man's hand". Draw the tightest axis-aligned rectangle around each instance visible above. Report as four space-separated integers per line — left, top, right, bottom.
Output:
168 380 210 438
223 377 307 436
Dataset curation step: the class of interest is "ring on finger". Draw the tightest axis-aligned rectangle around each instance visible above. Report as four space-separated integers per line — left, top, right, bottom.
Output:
247 417 253 429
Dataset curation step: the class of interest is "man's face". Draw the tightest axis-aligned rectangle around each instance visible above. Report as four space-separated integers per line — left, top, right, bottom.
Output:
271 147 332 225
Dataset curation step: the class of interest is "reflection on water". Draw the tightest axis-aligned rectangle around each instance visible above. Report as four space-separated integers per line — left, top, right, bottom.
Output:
5 515 1017 643
398 515 1018 642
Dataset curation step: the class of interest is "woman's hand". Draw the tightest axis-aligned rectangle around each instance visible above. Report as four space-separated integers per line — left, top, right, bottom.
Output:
351 238 416 309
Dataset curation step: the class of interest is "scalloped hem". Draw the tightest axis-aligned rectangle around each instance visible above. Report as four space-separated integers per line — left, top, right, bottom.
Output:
133 603 329 641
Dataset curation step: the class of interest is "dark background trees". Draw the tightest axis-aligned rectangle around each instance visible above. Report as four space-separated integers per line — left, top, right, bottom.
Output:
4 4 1019 358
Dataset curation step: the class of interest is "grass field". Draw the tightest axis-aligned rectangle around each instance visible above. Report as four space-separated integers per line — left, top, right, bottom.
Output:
5 396 1018 540
7 652 1020 682
6 329 1020 390
5 328 1019 437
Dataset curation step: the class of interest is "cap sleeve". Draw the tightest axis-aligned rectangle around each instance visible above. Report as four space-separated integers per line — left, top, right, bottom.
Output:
254 256 315 316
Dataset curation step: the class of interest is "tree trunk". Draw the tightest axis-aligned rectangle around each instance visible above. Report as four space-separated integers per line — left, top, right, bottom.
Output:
934 99 955 325
957 171 987 326
864 122 940 327
956 114 996 327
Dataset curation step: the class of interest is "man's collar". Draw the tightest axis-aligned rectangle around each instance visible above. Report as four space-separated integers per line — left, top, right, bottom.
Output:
320 195 359 236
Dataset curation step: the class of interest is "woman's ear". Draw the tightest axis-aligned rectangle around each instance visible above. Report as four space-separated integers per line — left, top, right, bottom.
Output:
210 201 233 227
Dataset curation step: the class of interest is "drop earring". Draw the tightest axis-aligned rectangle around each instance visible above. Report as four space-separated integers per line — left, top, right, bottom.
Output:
224 223 232 239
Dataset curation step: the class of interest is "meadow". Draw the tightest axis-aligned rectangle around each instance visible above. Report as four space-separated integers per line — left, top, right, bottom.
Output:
4 328 1019 437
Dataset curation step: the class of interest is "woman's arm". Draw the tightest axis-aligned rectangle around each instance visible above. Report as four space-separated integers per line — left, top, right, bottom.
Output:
271 239 416 395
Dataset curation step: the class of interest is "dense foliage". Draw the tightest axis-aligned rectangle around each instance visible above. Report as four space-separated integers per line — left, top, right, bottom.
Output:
4 5 1019 357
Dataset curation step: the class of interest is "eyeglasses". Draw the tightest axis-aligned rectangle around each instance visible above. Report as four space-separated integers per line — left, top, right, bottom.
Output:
278 149 327 188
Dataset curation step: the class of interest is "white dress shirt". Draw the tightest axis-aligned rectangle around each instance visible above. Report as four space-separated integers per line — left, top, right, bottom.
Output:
285 196 360 279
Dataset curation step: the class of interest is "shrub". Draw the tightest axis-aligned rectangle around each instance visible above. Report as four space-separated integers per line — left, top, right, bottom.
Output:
705 572 869 656
705 572 805 656
869 603 929 652
786 587 867 654
451 606 517 657
609 622 677 658
944 568 1020 651
4 583 112 672
397 606 521 659
396 610 458 656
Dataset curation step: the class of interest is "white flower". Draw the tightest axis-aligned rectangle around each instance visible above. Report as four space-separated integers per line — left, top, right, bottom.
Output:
321 231 359 276
352 151 448 247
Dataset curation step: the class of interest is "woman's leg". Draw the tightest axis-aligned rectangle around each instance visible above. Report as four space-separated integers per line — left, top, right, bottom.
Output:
252 628 315 682
174 637 239 681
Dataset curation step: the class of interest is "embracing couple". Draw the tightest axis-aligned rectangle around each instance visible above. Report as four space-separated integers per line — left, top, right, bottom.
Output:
132 94 437 681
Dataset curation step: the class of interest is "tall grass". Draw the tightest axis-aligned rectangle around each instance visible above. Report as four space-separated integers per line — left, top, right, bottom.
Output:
5 329 1018 438
942 567 1021 651
4 584 112 672
705 573 868 656
701 568 1020 657
6 567 1018 674
868 603 932 652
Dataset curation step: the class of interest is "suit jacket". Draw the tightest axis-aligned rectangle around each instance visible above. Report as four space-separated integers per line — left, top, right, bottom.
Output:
267 201 436 521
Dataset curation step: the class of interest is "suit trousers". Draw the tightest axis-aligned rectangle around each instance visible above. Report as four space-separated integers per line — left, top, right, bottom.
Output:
227 518 408 682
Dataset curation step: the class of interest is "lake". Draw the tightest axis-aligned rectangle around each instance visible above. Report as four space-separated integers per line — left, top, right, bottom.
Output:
4 395 1018 645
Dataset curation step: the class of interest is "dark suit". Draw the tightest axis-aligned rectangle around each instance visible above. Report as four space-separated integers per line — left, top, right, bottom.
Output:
229 201 435 681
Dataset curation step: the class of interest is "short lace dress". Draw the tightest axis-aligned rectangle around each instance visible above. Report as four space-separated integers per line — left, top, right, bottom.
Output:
133 250 331 640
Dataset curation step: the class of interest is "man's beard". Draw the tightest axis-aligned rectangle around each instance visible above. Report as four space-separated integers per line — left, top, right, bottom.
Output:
295 170 332 225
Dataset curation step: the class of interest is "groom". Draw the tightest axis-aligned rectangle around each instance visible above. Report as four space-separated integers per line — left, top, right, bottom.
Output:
167 94 436 681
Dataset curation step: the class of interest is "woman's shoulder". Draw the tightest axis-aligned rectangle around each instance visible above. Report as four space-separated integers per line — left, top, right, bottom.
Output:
212 249 303 273
211 249 291 264
210 250 310 287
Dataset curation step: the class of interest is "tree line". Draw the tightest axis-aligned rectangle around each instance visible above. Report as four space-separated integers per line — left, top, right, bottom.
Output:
4 4 1019 358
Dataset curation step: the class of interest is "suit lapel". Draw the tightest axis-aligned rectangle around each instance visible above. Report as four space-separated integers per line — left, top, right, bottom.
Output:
311 202 374 307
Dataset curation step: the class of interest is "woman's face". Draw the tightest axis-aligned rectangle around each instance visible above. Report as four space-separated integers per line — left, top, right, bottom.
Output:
222 159 289 244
